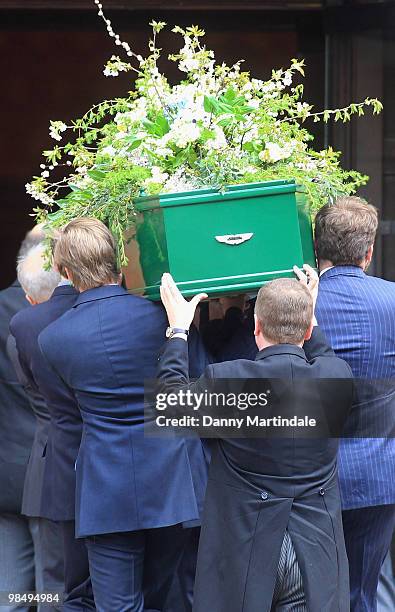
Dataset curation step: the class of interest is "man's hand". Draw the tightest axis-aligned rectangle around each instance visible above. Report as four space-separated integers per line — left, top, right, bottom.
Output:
293 264 319 309
160 273 208 330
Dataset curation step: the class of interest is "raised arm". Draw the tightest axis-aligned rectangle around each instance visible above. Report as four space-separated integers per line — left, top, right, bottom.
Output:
157 273 210 387
293 264 335 360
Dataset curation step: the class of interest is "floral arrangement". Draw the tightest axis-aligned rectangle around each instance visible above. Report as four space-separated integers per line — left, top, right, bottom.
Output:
27 0 382 265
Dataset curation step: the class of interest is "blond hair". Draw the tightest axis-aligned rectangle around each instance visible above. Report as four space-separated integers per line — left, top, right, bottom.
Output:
255 278 313 344
54 218 119 292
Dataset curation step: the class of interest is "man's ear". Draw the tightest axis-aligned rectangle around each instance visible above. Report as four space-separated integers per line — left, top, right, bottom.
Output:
26 294 37 306
64 267 73 283
254 313 261 337
365 244 374 269
304 320 314 342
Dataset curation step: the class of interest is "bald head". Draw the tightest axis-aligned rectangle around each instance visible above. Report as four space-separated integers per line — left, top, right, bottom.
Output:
17 244 60 305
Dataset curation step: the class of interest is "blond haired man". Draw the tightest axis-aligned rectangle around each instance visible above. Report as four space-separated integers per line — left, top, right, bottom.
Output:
38 218 208 612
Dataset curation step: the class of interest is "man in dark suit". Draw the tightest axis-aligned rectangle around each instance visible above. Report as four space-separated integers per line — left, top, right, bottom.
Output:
38 218 209 611
8 243 64 609
157 268 354 612
315 196 395 612
9 245 94 611
0 227 45 612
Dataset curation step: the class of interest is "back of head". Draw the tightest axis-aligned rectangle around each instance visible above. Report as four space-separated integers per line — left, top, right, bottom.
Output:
53 218 120 292
17 224 46 261
17 244 60 304
255 278 313 344
314 196 378 266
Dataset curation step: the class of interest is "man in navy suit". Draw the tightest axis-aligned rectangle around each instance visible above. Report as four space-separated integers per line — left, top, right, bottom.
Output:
156 269 354 612
315 196 395 612
8 243 65 608
9 246 94 611
0 226 45 612
38 218 208 612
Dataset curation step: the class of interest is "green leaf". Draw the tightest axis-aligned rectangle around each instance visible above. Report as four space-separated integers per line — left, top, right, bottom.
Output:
126 137 143 151
87 169 106 181
156 112 170 135
217 117 232 128
142 112 170 137
221 87 237 104
242 141 256 152
200 128 215 143
204 95 220 114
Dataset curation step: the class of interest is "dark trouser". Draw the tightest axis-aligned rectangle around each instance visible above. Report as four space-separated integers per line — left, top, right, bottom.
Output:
0 513 34 612
377 542 395 612
85 525 188 612
29 517 64 611
62 520 95 611
271 530 306 612
342 504 395 612
165 528 200 612
0 514 64 612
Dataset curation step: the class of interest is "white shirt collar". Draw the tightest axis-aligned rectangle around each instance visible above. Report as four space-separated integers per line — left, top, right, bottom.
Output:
319 266 334 277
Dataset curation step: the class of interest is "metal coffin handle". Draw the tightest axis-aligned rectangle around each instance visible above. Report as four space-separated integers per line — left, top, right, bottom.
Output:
215 233 254 246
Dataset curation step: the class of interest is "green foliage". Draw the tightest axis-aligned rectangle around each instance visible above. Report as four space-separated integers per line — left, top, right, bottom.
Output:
26 9 383 266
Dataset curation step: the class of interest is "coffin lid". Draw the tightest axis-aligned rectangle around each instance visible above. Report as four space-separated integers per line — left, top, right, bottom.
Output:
134 179 303 211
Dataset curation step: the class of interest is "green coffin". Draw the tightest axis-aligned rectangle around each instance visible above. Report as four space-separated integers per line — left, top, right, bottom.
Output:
125 180 316 300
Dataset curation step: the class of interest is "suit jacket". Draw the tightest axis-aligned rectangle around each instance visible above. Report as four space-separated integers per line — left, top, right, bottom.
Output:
38 284 209 537
201 303 257 362
10 284 79 521
157 328 354 612
0 281 35 514
7 334 49 517
316 265 395 509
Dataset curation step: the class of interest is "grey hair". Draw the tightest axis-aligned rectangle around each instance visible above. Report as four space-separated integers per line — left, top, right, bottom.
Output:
17 244 60 303
17 224 47 261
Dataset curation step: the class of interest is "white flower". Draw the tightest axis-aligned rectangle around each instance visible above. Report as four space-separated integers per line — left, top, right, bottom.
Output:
259 141 294 163
261 82 277 94
204 125 227 151
242 126 259 141
251 78 264 91
295 159 317 171
248 99 260 110
104 67 118 77
103 55 131 78
155 146 173 158
25 182 54 206
169 120 201 148
49 121 67 141
296 102 310 114
101 145 116 157
162 168 200 193
283 72 292 87
143 166 169 187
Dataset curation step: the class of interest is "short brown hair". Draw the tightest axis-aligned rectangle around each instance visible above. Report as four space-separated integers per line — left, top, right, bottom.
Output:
54 218 120 291
314 196 378 266
255 278 313 344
